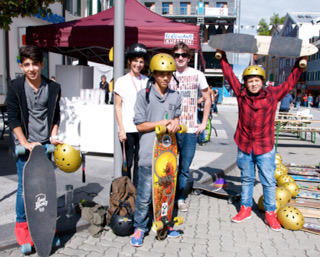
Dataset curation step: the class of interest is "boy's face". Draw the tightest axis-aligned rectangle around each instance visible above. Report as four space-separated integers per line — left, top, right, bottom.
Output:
129 57 145 76
173 49 190 71
20 58 44 83
245 76 264 94
153 71 173 89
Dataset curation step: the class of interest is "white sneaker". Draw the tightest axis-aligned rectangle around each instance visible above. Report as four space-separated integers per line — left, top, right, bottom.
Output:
178 200 188 212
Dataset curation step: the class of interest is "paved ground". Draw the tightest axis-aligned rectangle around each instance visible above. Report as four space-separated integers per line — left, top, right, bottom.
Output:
1 105 320 256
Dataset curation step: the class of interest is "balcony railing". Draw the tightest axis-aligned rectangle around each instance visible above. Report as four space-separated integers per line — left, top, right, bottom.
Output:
148 7 229 16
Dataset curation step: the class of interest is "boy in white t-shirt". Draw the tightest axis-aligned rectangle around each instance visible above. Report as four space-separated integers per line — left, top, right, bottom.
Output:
114 43 149 187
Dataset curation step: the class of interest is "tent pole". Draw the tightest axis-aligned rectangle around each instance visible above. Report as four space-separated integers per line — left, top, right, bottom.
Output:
194 51 198 70
113 0 125 179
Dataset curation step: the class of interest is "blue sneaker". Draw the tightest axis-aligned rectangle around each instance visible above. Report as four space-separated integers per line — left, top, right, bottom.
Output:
130 228 144 247
167 227 180 238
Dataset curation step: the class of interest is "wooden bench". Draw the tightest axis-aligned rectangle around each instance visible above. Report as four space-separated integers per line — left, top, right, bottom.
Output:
274 119 320 151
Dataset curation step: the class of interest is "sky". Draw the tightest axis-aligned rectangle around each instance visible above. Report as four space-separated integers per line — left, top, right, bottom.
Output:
239 0 320 34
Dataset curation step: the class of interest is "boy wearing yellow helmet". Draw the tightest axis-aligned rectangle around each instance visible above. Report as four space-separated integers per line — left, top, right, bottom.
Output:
218 50 306 231
130 53 182 247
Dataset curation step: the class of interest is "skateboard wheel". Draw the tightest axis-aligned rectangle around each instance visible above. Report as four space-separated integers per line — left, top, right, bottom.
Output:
52 237 61 247
46 144 55 154
15 145 26 156
173 216 184 225
194 189 202 196
153 221 164 231
21 243 32 254
299 59 307 69
215 52 222 60
227 197 234 204
178 125 188 134
155 125 167 135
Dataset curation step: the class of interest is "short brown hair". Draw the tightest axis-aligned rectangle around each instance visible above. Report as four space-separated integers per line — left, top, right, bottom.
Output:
19 45 44 64
172 42 191 57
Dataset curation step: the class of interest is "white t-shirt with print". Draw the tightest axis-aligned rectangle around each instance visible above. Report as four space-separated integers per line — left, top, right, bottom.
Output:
169 67 208 133
114 73 148 133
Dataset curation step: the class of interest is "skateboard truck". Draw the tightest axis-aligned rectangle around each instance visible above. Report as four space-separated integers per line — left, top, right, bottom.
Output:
153 216 184 240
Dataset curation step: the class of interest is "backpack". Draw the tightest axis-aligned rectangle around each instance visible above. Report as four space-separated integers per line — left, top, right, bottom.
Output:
107 176 136 225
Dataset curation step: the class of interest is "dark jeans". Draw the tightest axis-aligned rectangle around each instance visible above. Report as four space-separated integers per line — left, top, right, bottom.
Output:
121 132 140 188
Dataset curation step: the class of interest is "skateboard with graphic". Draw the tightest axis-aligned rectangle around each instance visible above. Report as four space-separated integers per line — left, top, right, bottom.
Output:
291 175 320 182
301 223 320 235
284 163 320 169
297 184 320 192
296 207 320 219
16 145 59 256
296 190 320 200
190 180 240 204
209 33 318 68
152 124 187 240
287 169 319 176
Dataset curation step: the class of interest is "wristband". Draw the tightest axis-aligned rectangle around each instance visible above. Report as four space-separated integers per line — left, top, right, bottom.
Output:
49 135 59 141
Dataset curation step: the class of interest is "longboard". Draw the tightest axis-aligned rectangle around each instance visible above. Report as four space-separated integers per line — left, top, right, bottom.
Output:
152 125 187 240
209 33 318 68
190 180 240 204
22 145 58 256
296 191 320 200
291 175 320 182
284 163 320 169
297 184 320 192
287 169 320 177
296 207 320 219
289 199 320 209
301 223 320 235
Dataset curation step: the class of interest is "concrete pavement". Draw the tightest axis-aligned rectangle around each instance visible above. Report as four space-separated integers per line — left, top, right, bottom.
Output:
1 105 320 256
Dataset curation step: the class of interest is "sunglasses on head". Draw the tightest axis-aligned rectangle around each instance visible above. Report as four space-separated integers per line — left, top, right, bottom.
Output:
173 53 188 58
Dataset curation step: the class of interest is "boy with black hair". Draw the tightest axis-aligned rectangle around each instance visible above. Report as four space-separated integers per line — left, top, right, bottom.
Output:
218 50 305 231
7 45 62 243
130 53 182 247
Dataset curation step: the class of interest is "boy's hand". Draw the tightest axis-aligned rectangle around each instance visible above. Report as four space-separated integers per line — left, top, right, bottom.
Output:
118 129 127 143
50 138 63 146
23 142 41 151
167 119 180 134
195 123 206 135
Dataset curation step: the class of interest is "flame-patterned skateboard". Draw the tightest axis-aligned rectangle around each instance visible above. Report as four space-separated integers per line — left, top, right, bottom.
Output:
152 125 187 240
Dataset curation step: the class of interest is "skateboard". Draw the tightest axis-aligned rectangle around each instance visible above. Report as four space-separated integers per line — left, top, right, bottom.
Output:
190 180 240 204
297 184 320 192
295 207 320 219
301 223 320 235
16 145 59 256
291 175 320 182
288 166 320 173
152 124 187 240
284 163 320 169
209 33 318 68
296 190 320 200
289 199 320 209
287 169 319 177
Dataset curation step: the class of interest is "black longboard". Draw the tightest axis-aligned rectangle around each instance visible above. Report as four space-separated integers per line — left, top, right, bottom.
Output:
23 145 57 257
190 181 240 204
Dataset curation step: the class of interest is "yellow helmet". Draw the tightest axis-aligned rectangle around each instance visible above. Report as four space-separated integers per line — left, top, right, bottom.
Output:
275 186 292 205
243 65 265 80
277 205 304 230
283 182 300 197
277 174 295 187
54 143 81 173
150 53 176 72
258 195 281 213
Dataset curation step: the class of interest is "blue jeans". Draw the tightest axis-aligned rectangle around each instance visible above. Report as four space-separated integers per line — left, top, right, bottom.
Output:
236 147 276 212
134 166 152 232
15 144 51 223
176 133 197 201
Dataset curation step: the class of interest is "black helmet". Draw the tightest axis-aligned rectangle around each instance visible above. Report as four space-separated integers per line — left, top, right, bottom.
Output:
126 43 149 61
110 213 134 236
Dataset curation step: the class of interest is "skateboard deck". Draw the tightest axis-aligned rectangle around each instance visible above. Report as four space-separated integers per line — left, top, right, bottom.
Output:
295 207 320 219
284 163 320 169
297 190 320 200
288 167 320 173
23 145 57 256
297 184 320 192
301 223 320 235
291 175 320 182
190 181 240 204
289 199 320 209
287 169 319 176
209 33 318 68
152 125 186 240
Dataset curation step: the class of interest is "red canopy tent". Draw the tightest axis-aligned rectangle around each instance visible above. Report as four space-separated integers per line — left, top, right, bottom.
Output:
26 0 201 65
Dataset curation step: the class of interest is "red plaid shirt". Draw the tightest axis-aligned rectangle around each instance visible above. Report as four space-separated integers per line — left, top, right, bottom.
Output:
220 57 302 155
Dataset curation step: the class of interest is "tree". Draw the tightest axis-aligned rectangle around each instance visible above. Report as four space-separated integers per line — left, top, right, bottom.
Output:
0 0 63 31
257 13 285 35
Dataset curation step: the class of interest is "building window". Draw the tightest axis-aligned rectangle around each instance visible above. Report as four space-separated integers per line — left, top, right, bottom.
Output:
180 3 188 15
216 2 227 8
145 2 155 12
162 3 170 14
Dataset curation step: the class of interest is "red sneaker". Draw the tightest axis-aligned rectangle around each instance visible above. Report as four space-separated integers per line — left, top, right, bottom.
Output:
232 206 252 223
265 211 282 231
